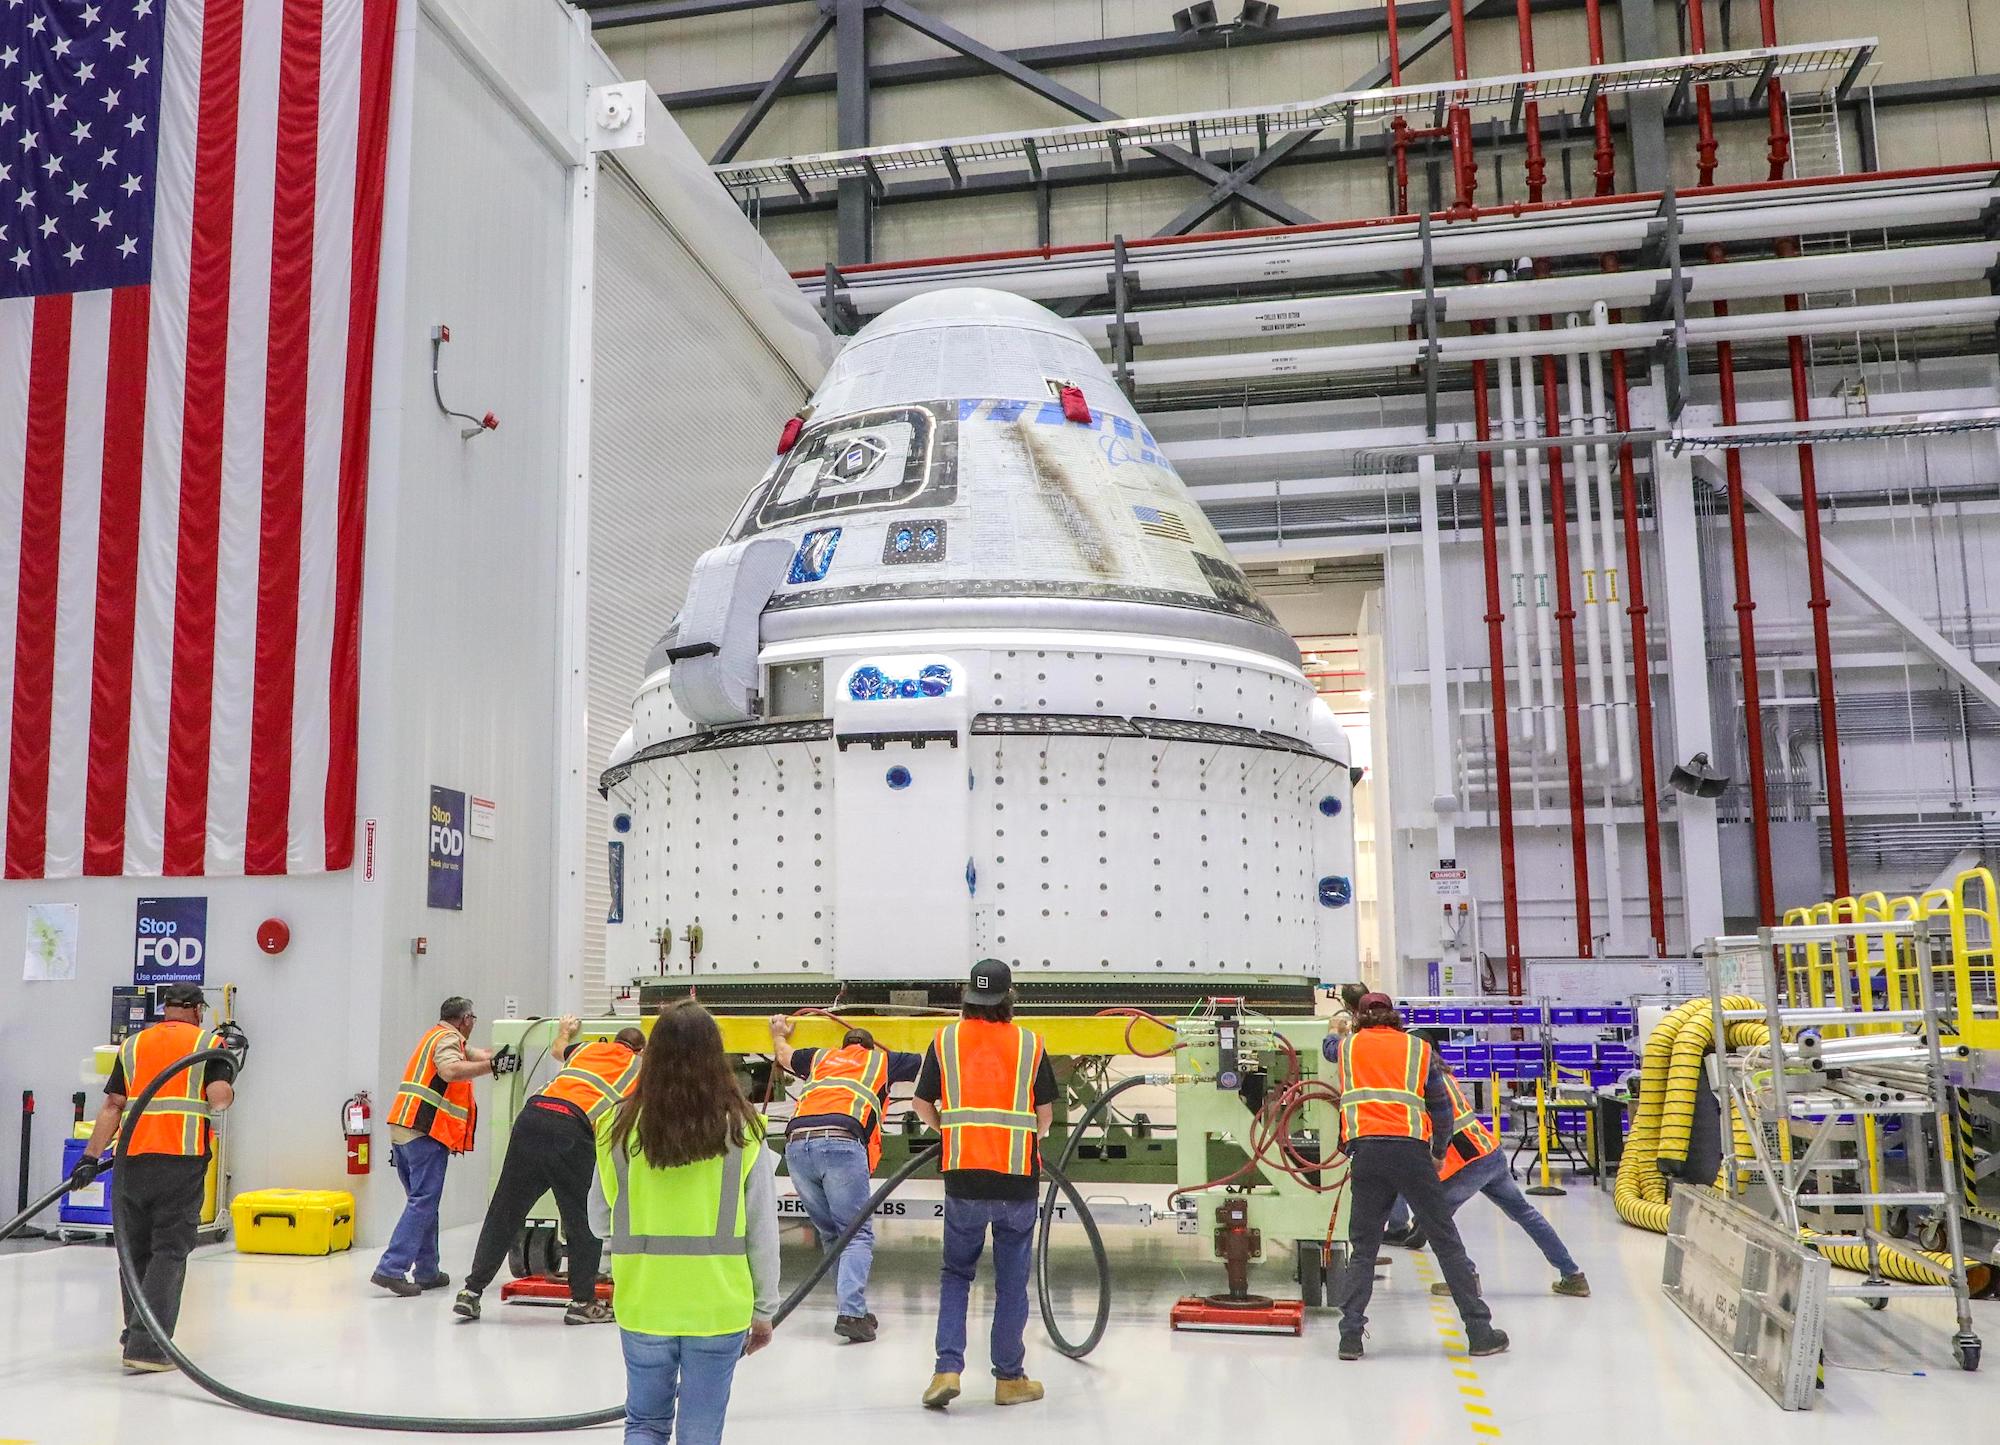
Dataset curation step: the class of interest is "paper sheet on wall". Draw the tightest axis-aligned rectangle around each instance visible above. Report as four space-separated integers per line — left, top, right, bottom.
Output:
23 902 79 981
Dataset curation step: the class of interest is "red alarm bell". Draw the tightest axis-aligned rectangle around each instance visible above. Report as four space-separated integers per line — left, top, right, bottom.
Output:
256 918 291 955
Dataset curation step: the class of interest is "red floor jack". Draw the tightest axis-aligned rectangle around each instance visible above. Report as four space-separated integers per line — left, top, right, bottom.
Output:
1169 1197 1306 1336
500 1274 612 1305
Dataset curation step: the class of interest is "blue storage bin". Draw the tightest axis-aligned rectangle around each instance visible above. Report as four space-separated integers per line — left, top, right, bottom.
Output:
1606 1007 1636 1027
1590 1066 1622 1087
1461 1044 1493 1071
1408 1006 1438 1025
1579 1007 1610 1025
1597 1045 1637 1069
1461 1006 1492 1025
1548 1007 1581 1026
1435 1007 1465 1026
1438 1045 1467 1069
1553 1043 1595 1067
59 1137 114 1226
1513 1006 1546 1026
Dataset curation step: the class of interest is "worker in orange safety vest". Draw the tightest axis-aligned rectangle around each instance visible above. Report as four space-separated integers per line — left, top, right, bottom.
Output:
910 961 1055 1413
769 1016 924 1343
374 997 514 1297
1325 992 1507 1362
75 983 240 1373
455 1016 649 1325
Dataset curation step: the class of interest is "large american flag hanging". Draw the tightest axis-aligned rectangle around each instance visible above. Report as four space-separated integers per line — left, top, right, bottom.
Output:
0 0 396 878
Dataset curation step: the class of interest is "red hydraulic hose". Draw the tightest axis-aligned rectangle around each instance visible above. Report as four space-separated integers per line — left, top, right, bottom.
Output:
1582 0 1617 195
1600 309 1668 954
1539 337 1595 956
1685 0 1720 186
1759 0 1791 180
1467 281 1524 992
1514 0 1546 202
1446 0 1478 213
1709 285 1778 925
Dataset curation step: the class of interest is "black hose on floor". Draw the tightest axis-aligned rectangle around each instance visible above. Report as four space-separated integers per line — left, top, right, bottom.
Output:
38 1048 1118 1432
1036 1073 1155 1357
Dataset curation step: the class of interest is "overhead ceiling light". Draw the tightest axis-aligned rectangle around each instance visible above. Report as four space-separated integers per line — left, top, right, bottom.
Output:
1668 751 1731 799
1173 3 1220 36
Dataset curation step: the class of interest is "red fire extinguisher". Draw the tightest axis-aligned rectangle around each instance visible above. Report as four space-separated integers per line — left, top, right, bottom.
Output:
343 1091 372 1175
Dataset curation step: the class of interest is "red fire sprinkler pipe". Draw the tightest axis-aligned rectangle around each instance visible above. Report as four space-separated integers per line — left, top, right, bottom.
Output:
1468 297 1525 990
1784 293 1853 899
1539 339 1595 957
1685 0 1720 186
1605 336 1670 953
1760 4 1850 898
1709 298 1778 925
1388 0 1412 214
1446 0 1479 213
1759 0 1791 180
1582 0 1617 195
1514 0 1546 202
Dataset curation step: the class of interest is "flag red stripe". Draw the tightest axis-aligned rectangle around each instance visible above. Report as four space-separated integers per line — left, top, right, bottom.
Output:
5 296 75 880
163 0 248 876
82 286 154 876
246 0 323 875
325 0 398 872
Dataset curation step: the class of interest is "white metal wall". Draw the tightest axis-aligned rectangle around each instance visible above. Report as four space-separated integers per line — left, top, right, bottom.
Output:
581 161 817 1009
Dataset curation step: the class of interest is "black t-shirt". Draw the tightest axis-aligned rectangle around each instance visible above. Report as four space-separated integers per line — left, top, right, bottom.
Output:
784 1046 925 1145
915 1034 1059 1202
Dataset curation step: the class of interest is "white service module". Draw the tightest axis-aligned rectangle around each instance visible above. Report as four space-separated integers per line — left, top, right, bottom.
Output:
602 288 1356 992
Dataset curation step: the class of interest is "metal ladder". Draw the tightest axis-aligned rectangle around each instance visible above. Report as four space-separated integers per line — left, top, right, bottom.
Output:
1785 89 1866 402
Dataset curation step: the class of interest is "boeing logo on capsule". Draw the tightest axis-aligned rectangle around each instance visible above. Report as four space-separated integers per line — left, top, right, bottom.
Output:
844 660 956 701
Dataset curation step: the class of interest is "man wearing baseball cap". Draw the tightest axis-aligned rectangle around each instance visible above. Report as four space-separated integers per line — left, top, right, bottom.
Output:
73 985 239 1372
910 960 1057 1411
1324 992 1506 1361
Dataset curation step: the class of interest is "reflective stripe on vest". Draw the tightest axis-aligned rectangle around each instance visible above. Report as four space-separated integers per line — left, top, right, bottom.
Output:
608 1142 748 1258
388 1024 478 1151
1336 1027 1432 1143
1438 1070 1498 1181
937 1021 1041 1175
118 1023 222 1157
541 1045 641 1125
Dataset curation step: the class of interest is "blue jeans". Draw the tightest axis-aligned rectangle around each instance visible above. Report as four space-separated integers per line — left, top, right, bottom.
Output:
1386 1196 1412 1233
377 1136 449 1282
1441 1149 1581 1276
620 1329 745 1445
785 1134 875 1317
935 1195 1036 1379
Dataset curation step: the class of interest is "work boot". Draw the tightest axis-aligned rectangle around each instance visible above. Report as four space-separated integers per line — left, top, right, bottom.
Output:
994 1376 1044 1406
1431 1273 1481 1297
122 1350 178 1375
370 1271 421 1298
835 1313 878 1343
416 1273 451 1292
1384 1225 1428 1250
922 1372 962 1410
1553 1273 1591 1298
453 1288 482 1321
1466 1325 1510 1357
565 1299 616 1326
1338 1333 1365 1361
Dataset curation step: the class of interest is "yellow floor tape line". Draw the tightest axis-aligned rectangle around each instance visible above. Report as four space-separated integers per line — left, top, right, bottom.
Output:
1414 1252 1502 1440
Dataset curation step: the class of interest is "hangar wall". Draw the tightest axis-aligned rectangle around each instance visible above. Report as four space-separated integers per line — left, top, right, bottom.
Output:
0 0 831 1244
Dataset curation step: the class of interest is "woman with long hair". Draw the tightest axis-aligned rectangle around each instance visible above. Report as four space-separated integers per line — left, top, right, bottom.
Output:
590 1001 780 1445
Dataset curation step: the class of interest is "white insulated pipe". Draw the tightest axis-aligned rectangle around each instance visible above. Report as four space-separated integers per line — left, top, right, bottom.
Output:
1562 318 1611 774
1583 301 1635 786
1493 298 1536 745
1072 240 2000 347
835 181 2000 315
1513 290 1559 757
1129 295 2000 387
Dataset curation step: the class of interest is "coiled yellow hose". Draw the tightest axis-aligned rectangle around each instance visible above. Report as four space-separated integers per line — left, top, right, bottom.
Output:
1613 999 1989 1294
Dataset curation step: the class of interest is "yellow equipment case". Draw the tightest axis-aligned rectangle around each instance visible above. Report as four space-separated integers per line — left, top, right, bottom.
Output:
231 1188 356 1255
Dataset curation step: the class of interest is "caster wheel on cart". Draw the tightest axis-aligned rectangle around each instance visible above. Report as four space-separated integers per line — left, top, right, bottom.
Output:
508 1222 563 1280
1954 1336 1981 1373
1866 1294 1889 1312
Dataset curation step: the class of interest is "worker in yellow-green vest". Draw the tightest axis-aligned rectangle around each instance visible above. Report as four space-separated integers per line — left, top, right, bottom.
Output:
592 1001 780 1445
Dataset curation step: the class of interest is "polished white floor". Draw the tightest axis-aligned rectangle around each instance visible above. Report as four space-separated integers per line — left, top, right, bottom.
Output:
1 1183 1991 1443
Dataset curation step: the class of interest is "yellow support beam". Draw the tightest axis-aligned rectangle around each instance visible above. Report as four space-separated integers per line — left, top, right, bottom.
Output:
548 1013 1182 1058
